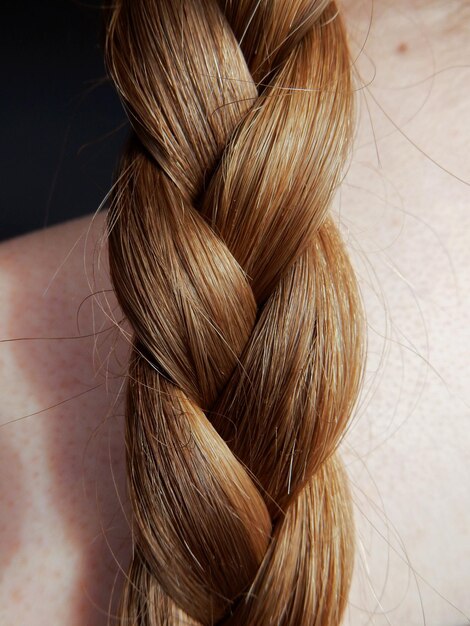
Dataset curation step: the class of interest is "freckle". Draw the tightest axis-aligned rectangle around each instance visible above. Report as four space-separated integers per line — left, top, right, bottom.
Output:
12 588 22 604
396 42 408 54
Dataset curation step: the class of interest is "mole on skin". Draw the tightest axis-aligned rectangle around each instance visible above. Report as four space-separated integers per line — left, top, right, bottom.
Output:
396 41 408 54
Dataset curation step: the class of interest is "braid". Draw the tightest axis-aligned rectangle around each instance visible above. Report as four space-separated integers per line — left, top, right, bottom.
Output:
105 1 364 624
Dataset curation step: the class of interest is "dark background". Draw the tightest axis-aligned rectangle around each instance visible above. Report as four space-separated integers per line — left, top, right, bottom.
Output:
1 0 128 241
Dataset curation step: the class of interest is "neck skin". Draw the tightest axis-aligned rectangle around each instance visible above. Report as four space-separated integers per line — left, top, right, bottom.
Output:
340 2 470 625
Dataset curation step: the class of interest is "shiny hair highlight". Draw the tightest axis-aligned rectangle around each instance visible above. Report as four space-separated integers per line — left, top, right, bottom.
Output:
104 1 364 624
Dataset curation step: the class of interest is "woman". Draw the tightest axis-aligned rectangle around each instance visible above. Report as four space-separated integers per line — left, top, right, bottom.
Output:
0 1 468 624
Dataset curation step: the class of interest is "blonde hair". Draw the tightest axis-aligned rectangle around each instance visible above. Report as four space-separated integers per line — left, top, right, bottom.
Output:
105 0 364 623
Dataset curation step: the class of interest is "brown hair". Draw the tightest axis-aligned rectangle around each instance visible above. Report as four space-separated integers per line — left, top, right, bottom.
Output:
104 0 364 623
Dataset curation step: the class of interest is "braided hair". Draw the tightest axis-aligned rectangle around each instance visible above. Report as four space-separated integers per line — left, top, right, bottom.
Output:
105 1 364 623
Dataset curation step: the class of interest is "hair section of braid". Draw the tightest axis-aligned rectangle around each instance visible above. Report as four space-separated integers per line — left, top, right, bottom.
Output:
105 1 364 625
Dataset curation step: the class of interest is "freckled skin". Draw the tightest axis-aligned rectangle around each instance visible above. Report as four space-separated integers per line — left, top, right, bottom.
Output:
0 214 131 626
1 3 469 625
